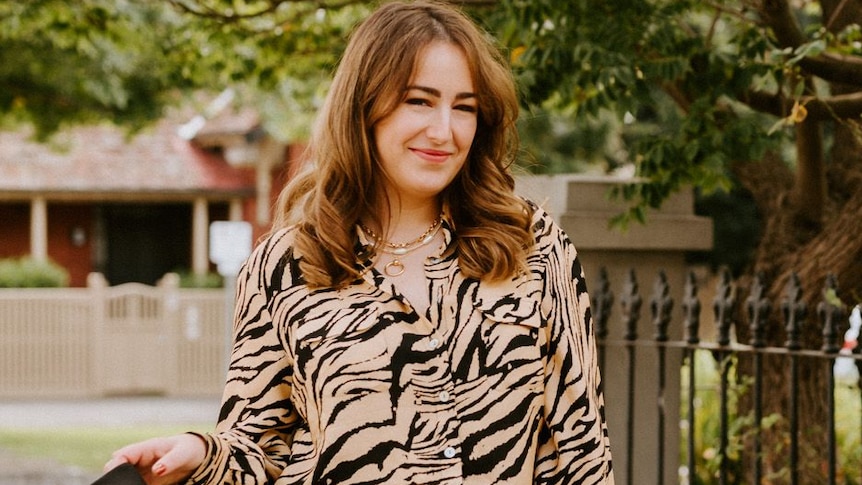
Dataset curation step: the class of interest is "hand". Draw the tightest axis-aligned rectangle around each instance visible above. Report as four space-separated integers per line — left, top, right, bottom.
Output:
103 434 207 485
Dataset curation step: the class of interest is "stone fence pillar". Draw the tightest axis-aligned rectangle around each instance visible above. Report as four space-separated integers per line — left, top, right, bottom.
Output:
517 174 713 484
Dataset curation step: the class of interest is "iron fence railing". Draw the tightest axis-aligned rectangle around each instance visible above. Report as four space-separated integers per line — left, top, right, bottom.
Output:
594 267 862 485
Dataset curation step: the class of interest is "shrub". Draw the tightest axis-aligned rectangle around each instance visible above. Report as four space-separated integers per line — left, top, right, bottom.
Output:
0 257 69 287
682 350 862 485
175 269 224 288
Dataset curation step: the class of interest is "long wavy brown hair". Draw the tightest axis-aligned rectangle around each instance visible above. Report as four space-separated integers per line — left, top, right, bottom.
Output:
273 0 533 288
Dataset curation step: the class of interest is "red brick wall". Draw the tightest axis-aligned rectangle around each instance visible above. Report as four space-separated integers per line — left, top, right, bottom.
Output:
0 203 94 287
48 204 95 287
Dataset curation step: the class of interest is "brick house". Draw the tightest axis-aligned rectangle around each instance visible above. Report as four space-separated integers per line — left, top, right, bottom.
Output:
0 108 298 286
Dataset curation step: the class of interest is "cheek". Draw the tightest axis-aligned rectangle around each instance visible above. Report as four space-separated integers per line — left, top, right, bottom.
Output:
377 112 421 144
373 119 400 155
456 119 478 148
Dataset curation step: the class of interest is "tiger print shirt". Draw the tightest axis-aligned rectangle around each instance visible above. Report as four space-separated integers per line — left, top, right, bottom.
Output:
189 205 614 485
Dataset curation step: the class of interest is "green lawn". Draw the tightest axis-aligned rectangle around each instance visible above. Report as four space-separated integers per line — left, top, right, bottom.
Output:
0 424 211 472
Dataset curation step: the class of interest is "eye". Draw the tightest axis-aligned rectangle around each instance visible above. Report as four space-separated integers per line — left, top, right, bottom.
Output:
405 97 431 107
454 103 477 113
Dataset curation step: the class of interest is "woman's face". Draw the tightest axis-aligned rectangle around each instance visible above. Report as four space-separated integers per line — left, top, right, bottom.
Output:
373 41 478 206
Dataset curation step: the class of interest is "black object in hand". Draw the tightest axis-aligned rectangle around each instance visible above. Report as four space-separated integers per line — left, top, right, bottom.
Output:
90 463 146 485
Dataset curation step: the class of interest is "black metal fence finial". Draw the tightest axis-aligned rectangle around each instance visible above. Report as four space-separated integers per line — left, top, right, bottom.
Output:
818 273 845 354
781 273 805 350
621 269 641 341
747 272 772 348
682 271 701 345
651 271 673 342
592 266 613 341
713 268 735 346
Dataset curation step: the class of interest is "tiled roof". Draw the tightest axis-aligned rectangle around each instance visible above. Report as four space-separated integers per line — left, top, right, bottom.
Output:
0 114 257 199
195 109 261 138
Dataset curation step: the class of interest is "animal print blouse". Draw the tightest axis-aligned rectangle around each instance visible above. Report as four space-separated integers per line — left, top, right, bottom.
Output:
189 205 614 485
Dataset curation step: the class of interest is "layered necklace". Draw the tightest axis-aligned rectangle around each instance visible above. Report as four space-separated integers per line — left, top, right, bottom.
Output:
360 213 444 277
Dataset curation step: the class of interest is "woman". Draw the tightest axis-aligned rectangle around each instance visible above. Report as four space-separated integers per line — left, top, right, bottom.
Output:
104 1 614 483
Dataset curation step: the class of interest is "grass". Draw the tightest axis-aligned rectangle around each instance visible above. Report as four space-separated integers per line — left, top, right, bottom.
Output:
836 383 862 484
0 424 211 472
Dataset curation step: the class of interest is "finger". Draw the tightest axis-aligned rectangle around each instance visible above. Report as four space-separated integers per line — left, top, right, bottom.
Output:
147 435 206 478
102 455 129 473
104 437 171 473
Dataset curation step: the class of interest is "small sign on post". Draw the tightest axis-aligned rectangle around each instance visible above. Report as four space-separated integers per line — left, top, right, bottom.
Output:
209 221 253 277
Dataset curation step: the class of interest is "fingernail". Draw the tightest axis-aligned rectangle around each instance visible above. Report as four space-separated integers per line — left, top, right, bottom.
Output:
153 462 167 476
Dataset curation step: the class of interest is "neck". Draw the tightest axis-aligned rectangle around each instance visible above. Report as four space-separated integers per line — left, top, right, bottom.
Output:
376 200 443 244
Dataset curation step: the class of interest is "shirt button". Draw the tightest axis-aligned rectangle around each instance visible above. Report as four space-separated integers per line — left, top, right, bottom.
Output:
438 390 450 402
443 446 457 458
428 338 440 349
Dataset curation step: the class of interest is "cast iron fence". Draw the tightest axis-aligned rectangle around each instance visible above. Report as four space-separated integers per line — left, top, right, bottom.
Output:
594 267 862 485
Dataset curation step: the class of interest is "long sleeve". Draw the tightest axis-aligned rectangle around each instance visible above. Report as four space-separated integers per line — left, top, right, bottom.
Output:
533 212 614 484
189 234 300 484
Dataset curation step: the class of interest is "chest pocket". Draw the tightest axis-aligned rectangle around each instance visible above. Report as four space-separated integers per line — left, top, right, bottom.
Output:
472 277 545 393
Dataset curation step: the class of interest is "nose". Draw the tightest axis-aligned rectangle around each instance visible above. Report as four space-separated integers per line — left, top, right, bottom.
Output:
426 107 452 144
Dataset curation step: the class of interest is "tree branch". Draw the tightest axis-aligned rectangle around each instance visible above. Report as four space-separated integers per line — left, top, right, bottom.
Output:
742 89 862 121
661 81 692 113
758 0 808 47
757 0 862 87
798 53 862 88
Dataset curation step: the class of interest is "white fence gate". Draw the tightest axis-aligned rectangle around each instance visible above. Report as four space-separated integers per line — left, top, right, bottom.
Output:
0 273 228 398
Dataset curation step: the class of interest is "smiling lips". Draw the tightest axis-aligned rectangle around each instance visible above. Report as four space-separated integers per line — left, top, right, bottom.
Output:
411 147 451 163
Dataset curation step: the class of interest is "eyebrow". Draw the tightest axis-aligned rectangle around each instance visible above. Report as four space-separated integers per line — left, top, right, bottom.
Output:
406 85 476 100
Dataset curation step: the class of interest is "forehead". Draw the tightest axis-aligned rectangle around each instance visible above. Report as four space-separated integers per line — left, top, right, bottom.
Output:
409 41 475 91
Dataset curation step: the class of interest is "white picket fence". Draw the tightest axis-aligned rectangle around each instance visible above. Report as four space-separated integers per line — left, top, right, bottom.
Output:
0 273 229 398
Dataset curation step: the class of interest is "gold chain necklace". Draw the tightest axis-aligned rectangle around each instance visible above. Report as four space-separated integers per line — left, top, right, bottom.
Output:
359 214 443 277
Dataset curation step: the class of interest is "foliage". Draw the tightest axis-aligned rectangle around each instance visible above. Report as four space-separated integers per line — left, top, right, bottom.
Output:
682 352 747 483
691 186 761 276
0 0 187 138
493 0 862 227
836 382 862 485
682 350 862 484
6 1 862 216
175 269 224 288
517 105 629 175
0 0 369 140
0 257 69 287
495 1 770 222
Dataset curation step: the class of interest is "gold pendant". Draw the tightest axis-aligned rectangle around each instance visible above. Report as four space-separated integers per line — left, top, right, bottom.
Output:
384 258 405 277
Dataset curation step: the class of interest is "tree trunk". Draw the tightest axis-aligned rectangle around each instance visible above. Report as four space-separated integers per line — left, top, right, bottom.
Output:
731 110 862 485
791 112 826 229
722 2 862 480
